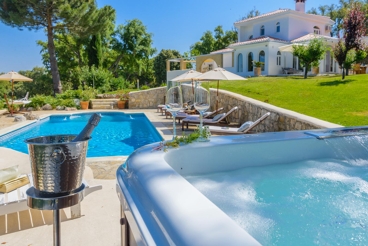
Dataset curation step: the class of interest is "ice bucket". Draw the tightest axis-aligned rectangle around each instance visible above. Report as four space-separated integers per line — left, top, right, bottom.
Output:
25 135 90 195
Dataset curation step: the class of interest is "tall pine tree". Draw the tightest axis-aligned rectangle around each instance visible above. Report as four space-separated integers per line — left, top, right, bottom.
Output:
0 0 115 94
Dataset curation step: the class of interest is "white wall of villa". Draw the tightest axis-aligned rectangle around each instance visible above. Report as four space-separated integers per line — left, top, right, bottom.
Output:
235 2 334 43
229 0 338 76
167 69 190 82
194 0 343 77
223 53 233 68
166 1 350 79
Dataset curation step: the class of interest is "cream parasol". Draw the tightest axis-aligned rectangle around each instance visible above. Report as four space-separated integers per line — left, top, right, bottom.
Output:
194 68 247 110
0 71 33 116
171 69 202 94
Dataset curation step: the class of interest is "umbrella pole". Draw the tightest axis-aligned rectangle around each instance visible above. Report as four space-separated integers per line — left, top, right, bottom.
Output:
11 80 14 116
216 80 219 111
4 94 12 116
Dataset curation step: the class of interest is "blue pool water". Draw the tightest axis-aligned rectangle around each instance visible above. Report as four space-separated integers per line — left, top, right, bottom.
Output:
0 112 162 157
186 158 368 245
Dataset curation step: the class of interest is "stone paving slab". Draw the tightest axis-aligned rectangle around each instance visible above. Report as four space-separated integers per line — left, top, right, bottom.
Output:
0 108 177 245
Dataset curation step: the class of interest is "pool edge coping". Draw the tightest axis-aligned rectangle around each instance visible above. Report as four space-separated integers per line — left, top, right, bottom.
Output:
0 109 173 159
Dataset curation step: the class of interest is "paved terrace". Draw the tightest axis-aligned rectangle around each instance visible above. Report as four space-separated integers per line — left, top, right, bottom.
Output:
0 109 182 246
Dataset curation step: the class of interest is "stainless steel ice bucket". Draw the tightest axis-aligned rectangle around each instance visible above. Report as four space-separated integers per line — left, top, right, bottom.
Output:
25 135 90 195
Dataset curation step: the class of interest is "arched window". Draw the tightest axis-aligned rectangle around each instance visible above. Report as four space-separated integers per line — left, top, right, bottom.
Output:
248 52 253 71
260 25 265 36
313 26 320 34
277 51 281 66
259 51 265 71
276 22 280 32
237 53 243 72
249 35 253 40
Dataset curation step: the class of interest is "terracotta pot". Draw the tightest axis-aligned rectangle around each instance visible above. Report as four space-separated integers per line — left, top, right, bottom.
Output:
312 67 319 74
254 67 261 77
80 101 89 110
117 100 126 109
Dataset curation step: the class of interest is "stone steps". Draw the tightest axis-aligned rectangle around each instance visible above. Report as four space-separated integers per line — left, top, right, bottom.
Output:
90 99 118 109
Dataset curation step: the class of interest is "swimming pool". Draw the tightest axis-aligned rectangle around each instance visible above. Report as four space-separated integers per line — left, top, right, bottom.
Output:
0 112 162 157
116 127 368 245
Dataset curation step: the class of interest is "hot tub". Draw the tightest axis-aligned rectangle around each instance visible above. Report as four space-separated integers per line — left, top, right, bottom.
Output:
116 127 368 245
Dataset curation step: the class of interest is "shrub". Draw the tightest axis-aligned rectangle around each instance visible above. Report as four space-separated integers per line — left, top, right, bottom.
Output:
59 99 77 107
140 85 150 90
128 83 136 89
27 95 47 108
80 87 96 101
44 97 58 108
0 99 4 109
57 90 80 100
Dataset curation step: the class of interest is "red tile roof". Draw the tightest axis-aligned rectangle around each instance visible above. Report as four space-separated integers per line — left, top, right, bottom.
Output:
210 48 234 54
291 33 338 43
229 36 289 47
234 9 290 25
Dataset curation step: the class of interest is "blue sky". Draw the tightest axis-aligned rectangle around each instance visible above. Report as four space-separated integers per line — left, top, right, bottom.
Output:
0 0 338 73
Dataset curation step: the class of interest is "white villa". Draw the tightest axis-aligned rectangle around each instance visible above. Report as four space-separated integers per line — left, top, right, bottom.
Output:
167 0 344 80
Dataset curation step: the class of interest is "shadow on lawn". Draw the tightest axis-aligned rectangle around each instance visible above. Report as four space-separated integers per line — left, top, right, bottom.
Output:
318 79 353 86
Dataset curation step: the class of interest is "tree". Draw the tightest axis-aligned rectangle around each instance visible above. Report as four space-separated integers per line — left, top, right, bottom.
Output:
292 38 327 79
0 1 115 94
213 26 238 51
333 40 347 78
109 19 156 83
87 34 103 68
239 7 261 20
343 48 367 75
343 2 366 50
15 67 53 97
190 26 237 56
153 49 182 85
190 31 215 55
332 2 366 79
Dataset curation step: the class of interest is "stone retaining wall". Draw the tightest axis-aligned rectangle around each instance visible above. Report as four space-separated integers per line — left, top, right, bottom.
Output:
181 84 341 132
128 87 166 109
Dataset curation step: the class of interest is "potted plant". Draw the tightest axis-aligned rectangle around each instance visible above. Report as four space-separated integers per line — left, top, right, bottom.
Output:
311 61 320 75
253 61 264 77
80 87 95 110
117 92 129 109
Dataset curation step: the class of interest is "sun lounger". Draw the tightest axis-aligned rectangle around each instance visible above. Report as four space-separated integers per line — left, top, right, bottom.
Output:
12 92 31 106
0 147 102 218
0 174 102 218
208 112 271 134
174 107 224 123
182 106 238 130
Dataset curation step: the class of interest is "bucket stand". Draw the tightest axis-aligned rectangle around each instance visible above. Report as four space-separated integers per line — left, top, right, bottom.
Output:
26 184 85 246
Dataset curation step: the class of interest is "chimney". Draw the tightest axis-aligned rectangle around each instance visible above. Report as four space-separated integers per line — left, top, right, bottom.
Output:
295 0 306 13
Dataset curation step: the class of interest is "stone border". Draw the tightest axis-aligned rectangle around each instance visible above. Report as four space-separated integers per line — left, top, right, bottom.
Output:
181 84 341 132
106 84 342 132
128 87 166 109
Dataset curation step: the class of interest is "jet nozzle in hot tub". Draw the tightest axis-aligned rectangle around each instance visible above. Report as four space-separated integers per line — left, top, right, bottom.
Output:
305 126 368 139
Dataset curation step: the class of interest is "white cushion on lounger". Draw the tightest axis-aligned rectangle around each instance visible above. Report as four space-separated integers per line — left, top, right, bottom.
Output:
212 113 225 122
237 121 254 132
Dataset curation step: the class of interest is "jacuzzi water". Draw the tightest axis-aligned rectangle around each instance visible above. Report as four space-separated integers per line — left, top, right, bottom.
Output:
0 112 162 157
186 157 368 245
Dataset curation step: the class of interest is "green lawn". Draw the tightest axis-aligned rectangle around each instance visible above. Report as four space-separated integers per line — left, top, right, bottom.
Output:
209 75 368 126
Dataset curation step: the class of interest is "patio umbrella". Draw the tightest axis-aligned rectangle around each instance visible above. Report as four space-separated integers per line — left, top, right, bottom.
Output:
171 69 202 94
194 68 247 110
0 71 33 116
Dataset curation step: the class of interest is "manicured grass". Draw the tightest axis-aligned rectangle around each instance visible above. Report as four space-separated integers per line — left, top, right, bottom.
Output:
209 75 368 126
